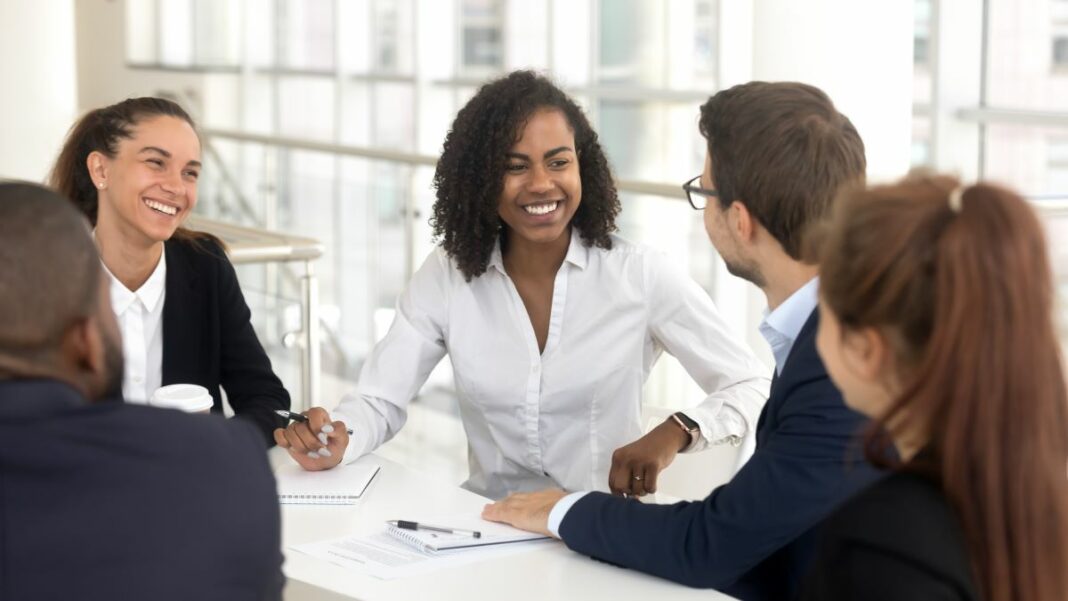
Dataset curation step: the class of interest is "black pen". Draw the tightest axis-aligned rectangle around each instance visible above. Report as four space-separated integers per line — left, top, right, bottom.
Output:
389 520 482 538
275 409 354 435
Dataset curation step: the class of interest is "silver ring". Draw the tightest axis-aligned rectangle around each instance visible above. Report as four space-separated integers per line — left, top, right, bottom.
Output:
632 475 643 481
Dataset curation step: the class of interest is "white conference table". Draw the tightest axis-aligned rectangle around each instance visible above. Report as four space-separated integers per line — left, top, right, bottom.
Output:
272 451 737 601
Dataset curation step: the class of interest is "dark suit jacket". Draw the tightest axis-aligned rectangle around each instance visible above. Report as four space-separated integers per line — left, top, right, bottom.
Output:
163 236 290 444
798 470 978 600
0 379 283 600
559 309 881 600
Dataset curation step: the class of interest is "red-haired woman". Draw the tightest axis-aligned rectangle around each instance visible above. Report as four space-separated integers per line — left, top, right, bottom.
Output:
800 175 1068 600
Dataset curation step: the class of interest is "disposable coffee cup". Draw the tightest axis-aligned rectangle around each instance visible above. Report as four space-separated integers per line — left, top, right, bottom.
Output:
150 384 214 414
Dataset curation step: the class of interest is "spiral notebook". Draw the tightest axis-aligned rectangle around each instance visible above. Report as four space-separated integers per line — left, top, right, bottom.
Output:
276 462 380 505
384 515 549 553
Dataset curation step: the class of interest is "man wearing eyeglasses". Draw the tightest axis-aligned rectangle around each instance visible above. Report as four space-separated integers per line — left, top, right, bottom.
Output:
484 81 881 601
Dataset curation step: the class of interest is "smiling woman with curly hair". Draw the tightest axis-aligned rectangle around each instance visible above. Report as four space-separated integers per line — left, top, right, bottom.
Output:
277 71 769 502
431 70 620 280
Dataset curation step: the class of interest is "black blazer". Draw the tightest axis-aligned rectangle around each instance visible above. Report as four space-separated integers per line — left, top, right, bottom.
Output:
558 309 881 600
799 470 979 600
0 379 283 600
162 236 289 443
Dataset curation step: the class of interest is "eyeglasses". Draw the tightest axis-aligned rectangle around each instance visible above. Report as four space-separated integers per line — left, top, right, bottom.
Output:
682 175 718 211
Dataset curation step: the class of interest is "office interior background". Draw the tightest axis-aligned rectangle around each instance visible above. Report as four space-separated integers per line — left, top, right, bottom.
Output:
3 0 1066 483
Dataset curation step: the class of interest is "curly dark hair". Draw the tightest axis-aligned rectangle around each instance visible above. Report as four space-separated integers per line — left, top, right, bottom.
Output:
431 70 620 281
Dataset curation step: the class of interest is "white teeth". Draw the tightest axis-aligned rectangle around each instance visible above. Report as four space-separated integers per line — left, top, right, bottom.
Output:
523 202 559 216
144 199 177 216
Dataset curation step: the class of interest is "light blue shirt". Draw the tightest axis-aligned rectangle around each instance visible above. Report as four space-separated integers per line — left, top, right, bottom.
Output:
757 277 820 375
546 277 820 538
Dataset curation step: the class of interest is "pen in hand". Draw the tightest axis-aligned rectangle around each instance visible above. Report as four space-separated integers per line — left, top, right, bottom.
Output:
389 520 482 538
275 409 354 435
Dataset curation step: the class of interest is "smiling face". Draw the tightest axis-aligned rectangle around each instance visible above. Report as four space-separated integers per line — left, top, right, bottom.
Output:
497 108 582 247
89 115 201 245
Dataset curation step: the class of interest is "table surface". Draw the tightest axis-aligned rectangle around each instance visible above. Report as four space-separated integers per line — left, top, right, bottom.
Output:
272 450 736 601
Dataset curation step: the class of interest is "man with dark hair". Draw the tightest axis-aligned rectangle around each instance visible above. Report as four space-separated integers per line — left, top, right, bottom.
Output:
0 182 283 600
699 81 867 264
483 82 881 600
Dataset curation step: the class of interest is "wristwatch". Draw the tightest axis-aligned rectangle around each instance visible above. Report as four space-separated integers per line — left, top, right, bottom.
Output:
670 411 700 451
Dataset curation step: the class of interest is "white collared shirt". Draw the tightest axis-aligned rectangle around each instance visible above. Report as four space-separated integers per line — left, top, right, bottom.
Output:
758 277 820 375
546 275 821 537
334 232 770 499
104 251 167 404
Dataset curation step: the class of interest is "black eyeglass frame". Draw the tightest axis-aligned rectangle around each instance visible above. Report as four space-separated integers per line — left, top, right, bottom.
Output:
682 175 718 211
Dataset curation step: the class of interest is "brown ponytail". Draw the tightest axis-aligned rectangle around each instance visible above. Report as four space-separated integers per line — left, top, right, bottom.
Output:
818 175 1068 600
48 97 216 247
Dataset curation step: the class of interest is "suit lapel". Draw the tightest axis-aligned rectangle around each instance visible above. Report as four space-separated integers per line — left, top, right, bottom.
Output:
756 309 820 447
161 240 201 385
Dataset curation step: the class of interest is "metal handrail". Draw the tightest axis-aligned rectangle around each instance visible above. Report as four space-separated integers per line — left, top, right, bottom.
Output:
203 127 1068 206
185 215 324 412
202 128 438 167
201 128 688 200
185 215 324 263
956 107 1068 128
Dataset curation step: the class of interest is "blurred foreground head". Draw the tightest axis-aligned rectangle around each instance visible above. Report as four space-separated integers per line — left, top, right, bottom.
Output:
0 181 123 401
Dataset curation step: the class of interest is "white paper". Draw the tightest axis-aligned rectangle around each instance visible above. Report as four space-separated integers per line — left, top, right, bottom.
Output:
385 513 550 552
276 462 380 504
290 525 555 579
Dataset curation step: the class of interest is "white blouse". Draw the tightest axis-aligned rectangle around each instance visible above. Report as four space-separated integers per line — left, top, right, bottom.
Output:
104 251 166 404
334 232 771 499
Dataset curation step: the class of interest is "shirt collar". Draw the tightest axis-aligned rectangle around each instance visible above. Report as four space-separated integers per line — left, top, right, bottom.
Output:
759 277 820 371
103 249 167 314
563 228 589 270
487 228 588 274
765 276 819 342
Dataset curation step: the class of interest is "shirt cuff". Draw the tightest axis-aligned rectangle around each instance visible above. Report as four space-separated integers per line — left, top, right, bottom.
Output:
547 491 590 538
331 411 365 465
682 405 747 453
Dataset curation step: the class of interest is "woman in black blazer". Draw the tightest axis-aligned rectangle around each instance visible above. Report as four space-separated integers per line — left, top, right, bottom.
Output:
49 97 289 444
800 175 1068 600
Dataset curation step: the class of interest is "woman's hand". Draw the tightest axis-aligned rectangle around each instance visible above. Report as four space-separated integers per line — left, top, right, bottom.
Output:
273 407 349 471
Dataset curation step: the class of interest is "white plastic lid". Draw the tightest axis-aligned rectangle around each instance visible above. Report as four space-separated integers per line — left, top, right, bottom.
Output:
150 384 214 413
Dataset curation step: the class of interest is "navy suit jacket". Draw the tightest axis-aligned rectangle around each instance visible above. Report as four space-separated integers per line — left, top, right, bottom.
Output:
162 236 290 444
0 379 283 601
559 309 880 600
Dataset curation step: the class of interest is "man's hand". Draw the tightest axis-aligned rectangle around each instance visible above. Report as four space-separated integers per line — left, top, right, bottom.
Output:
481 489 568 538
608 419 690 496
272 407 349 471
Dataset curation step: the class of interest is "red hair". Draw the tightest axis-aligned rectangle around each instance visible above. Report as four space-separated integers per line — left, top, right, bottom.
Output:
818 175 1068 600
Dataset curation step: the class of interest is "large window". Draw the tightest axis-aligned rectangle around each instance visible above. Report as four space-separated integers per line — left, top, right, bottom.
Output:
460 0 504 72
122 0 730 397
1054 0 1068 70
911 0 934 167
980 0 1068 195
